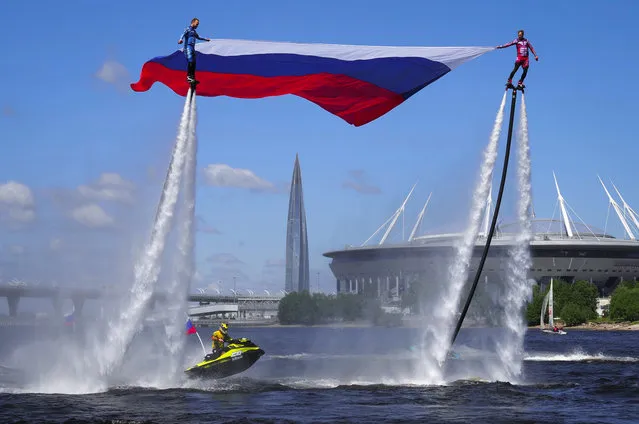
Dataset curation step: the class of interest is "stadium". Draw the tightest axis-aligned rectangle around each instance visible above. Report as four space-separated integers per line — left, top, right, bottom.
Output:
323 175 639 302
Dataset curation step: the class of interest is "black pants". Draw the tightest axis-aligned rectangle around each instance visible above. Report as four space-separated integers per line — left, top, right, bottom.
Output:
508 61 528 83
185 46 197 80
187 60 196 80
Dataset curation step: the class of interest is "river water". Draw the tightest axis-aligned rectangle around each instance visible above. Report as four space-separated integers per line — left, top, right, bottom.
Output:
0 324 637 423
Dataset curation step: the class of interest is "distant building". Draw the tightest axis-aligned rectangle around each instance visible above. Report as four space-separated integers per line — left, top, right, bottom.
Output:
285 154 310 293
324 174 639 301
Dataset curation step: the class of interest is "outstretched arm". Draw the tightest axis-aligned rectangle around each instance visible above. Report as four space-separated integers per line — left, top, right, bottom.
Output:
194 30 211 42
496 39 516 49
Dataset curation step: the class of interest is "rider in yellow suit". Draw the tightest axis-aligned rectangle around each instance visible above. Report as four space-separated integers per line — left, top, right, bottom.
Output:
211 322 232 358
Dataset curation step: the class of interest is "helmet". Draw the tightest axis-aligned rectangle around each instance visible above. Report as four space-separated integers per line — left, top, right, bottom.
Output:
220 322 228 334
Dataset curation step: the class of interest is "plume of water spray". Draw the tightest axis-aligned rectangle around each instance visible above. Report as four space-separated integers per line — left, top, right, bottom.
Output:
498 93 533 380
419 92 508 379
96 91 193 377
161 94 199 382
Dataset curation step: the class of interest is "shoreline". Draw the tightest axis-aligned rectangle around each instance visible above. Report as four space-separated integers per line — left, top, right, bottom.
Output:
243 321 639 330
269 321 639 330
2 319 638 331
529 322 639 331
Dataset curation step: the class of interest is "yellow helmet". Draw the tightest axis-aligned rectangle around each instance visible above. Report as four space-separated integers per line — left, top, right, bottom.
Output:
220 322 228 333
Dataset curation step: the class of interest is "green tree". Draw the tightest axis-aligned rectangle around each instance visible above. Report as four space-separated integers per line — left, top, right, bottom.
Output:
560 303 588 326
609 280 639 321
277 291 321 325
277 292 378 325
570 280 599 320
549 279 573 320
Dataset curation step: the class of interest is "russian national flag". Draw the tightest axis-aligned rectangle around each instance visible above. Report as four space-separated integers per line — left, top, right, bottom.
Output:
185 318 197 335
64 311 75 326
131 39 493 126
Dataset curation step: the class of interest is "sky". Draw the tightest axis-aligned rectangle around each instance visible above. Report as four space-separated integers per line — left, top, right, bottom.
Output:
2 0 639 310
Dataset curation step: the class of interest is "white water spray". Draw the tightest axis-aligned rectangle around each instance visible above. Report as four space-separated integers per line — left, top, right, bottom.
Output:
498 93 533 379
162 94 199 382
420 92 508 378
96 91 194 377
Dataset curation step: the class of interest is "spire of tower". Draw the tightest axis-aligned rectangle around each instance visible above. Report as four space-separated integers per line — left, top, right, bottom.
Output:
285 154 310 292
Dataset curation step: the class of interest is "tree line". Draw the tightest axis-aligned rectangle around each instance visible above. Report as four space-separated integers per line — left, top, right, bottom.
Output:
608 280 639 321
278 278 639 327
277 291 402 326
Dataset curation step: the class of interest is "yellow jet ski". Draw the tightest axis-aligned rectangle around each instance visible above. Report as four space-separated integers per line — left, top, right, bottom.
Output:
185 338 265 379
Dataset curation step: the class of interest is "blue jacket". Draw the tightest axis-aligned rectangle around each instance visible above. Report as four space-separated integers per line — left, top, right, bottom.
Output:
180 26 206 48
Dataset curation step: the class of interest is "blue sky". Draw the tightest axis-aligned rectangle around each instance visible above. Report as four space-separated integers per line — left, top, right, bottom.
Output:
2 0 639 303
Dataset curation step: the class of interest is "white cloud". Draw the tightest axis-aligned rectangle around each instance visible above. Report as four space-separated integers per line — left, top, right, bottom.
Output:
97 173 134 189
95 60 130 89
77 172 135 204
202 164 276 192
342 170 381 195
0 181 34 207
7 208 35 223
71 203 114 228
0 181 36 226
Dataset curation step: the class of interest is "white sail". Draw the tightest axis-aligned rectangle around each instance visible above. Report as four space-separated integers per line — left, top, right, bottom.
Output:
540 289 550 329
540 278 567 335
549 278 554 327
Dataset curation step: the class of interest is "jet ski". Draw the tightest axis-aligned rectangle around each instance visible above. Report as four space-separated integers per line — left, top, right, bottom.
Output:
185 338 265 379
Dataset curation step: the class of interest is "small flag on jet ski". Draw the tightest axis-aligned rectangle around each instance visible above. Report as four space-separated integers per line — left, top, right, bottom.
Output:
185 318 197 335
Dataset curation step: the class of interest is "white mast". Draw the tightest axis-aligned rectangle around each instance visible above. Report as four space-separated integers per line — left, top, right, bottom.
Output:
598 176 635 240
549 278 554 327
408 192 432 242
379 182 417 245
361 211 397 246
611 182 639 232
553 172 574 238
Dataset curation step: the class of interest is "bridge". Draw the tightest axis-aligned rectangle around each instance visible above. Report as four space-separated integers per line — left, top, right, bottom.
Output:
0 283 283 318
186 294 281 320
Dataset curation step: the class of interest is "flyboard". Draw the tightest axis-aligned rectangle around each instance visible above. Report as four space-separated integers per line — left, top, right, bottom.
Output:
506 82 526 93
189 79 200 96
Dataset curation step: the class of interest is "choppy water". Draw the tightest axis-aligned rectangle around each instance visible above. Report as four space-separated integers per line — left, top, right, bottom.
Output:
0 325 637 423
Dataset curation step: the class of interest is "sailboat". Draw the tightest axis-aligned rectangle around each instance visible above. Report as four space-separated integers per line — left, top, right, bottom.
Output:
540 278 567 335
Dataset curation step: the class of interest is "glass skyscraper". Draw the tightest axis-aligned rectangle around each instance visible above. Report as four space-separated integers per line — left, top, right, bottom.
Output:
285 154 309 293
